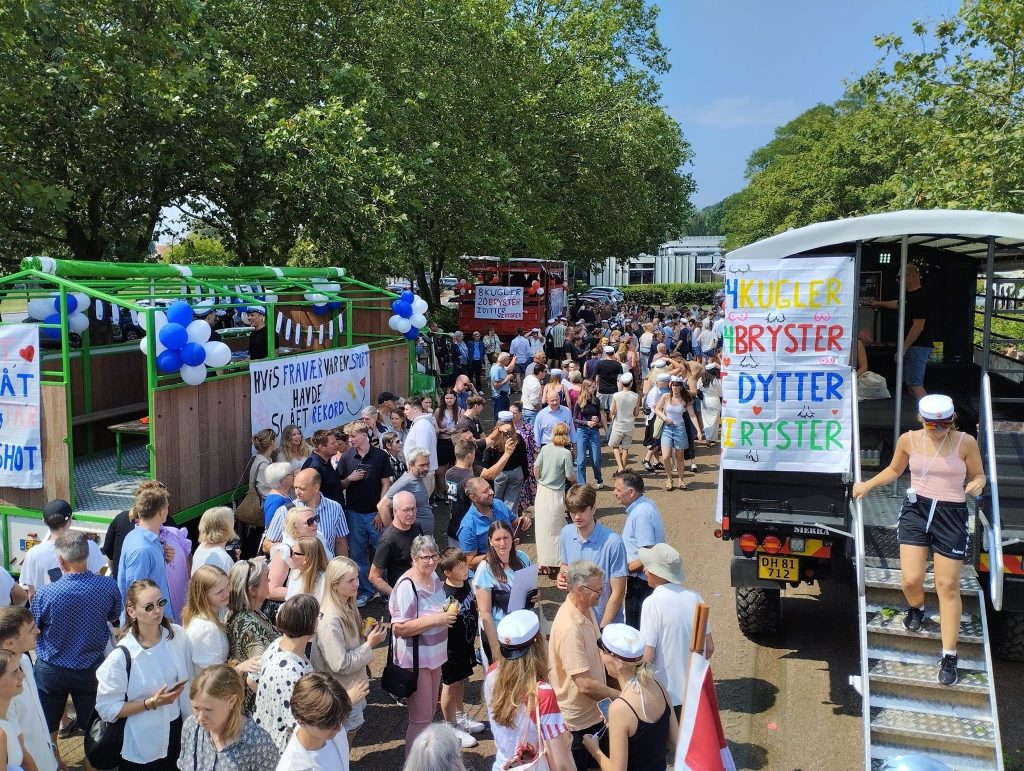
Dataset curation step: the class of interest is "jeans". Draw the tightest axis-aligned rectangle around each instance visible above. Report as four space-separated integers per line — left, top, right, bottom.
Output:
494 465 525 513
346 510 381 599
576 426 603 485
35 658 100 732
626 575 654 629
522 408 538 425
493 391 510 416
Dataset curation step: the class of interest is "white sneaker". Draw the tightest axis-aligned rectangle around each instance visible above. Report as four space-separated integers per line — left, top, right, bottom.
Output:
450 724 478 748
457 712 486 734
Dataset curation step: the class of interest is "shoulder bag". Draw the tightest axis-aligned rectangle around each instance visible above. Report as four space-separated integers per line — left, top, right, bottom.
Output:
84 646 131 770
380 577 420 701
233 454 266 528
503 689 549 771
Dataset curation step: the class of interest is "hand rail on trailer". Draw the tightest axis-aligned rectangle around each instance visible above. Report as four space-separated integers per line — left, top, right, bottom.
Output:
979 371 1005 611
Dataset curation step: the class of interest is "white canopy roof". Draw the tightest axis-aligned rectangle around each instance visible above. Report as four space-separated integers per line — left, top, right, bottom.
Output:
727 209 1024 263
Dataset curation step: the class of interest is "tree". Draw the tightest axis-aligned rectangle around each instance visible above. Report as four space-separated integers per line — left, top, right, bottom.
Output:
680 201 725 237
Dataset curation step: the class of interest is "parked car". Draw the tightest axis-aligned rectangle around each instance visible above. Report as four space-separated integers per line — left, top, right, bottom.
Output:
586 286 624 303
440 276 458 290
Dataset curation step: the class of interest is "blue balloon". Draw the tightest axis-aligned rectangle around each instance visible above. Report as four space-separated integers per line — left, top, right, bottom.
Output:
403 327 419 340
312 304 328 315
41 313 62 340
328 301 342 310
394 301 412 318
156 349 183 373
158 322 188 350
166 300 194 327
180 341 207 366
54 295 78 315
400 290 415 304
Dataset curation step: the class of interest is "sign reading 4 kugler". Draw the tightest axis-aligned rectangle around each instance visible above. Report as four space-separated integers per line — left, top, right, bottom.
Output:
719 254 855 473
0 325 42 489
474 286 524 320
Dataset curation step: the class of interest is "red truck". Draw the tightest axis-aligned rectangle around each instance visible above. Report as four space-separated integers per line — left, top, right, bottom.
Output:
454 257 568 341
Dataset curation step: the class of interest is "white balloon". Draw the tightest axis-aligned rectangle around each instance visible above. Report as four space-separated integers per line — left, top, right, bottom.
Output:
411 296 428 315
180 363 208 386
394 317 412 334
186 319 212 344
323 282 341 293
139 338 149 355
410 313 427 329
203 341 232 368
139 310 167 332
264 294 278 305
306 293 328 304
536 288 545 296
68 313 90 333
73 293 91 311
27 299 54 320
388 315 402 331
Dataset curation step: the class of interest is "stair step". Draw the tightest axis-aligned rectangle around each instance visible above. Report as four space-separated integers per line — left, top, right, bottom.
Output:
865 610 984 645
867 642 986 671
870 707 997 747
871 741 999 771
864 565 982 594
868 658 989 694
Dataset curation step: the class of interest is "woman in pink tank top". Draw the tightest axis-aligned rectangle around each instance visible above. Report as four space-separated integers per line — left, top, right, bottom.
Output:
852 394 985 687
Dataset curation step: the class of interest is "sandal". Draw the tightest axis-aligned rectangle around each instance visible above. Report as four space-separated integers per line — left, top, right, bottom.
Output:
678 483 688 491
664 481 674 491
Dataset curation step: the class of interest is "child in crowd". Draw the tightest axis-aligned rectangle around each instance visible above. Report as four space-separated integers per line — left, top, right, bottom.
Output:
437 548 485 748
276 672 351 771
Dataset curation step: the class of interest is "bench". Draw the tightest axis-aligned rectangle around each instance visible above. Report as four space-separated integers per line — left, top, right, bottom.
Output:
70 402 148 427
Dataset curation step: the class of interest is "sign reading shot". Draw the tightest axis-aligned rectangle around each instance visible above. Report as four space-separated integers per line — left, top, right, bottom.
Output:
0 325 42 488
474 286 524 320
249 345 371 437
720 254 855 473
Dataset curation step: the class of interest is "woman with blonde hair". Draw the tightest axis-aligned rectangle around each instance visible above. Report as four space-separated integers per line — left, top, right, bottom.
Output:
184 565 262 674
250 429 277 498
583 624 678 771
533 422 576 575
177 664 279 771
268 536 328 602
312 557 386 735
192 506 237 575
484 610 573 771
0 648 37 771
275 424 312 472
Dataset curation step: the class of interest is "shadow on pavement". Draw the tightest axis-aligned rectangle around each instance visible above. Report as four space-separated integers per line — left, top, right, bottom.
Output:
716 677 779 715
726 739 770 769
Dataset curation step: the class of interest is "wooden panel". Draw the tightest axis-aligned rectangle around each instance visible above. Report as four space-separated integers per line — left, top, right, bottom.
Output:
68 350 147 414
0 384 70 510
153 384 200 515
369 345 410 400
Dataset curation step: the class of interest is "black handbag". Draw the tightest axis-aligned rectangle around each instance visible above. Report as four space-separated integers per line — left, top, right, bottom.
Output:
84 646 131 770
380 578 420 701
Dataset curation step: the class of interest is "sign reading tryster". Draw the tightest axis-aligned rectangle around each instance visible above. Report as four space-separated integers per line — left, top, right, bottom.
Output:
474 286 524 320
0 326 42 488
249 345 370 437
720 254 855 473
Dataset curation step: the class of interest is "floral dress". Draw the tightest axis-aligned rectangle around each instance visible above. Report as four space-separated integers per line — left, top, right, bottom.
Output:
227 609 278 714
515 419 539 509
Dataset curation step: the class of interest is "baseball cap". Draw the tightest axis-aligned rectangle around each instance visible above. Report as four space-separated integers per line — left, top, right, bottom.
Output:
549 368 563 378
496 610 540 661
42 499 72 527
597 623 645 661
639 543 685 584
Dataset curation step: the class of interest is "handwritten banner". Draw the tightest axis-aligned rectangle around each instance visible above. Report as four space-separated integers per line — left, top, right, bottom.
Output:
720 254 855 473
249 345 371 438
0 325 42 488
474 286 524 320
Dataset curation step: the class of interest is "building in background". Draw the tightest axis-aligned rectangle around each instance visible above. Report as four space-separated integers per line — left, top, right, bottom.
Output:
589 236 725 286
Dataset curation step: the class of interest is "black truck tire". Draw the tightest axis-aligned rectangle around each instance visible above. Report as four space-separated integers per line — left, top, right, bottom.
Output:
736 586 781 635
994 610 1024 662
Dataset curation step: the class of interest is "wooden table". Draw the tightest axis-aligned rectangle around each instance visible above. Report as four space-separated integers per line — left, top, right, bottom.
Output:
107 418 150 475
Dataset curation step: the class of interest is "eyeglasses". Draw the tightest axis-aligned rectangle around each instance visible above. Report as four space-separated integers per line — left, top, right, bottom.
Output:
417 553 440 562
578 583 602 596
303 515 320 527
135 598 169 613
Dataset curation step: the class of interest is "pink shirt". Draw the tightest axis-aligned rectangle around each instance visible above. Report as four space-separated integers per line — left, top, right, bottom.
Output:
389 572 448 670
909 431 967 503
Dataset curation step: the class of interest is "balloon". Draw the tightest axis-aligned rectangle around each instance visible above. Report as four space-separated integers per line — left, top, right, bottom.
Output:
476 274 484 283
394 301 412 318
166 300 194 327
41 313 61 340
55 294 78 314
528 286 536 295
156 349 182 373
180 341 207 367
532 280 540 287
312 304 328 315
264 293 279 305
158 322 188 350
388 315 402 331
391 299 403 313
203 341 232 368
410 313 427 329
74 293 91 311
394 317 412 334
400 290 415 304
27 299 55 320
403 328 419 340
68 313 89 333
536 287 545 296
139 310 167 332
491 276 500 284
411 296 428 315
186 319 211 345
305 293 328 304
323 283 340 293
180 363 208 386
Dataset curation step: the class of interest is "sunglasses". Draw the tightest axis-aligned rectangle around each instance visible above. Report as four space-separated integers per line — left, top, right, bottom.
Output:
292 550 305 557
303 515 320 527
923 420 953 429
135 598 169 613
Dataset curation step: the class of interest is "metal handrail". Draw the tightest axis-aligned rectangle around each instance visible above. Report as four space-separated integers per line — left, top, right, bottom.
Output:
980 372 1005 611
850 369 871 770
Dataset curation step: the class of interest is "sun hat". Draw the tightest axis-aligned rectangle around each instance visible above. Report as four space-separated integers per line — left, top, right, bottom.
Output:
638 543 685 584
705 362 719 370
918 394 955 421
496 610 540 661
597 623 645 661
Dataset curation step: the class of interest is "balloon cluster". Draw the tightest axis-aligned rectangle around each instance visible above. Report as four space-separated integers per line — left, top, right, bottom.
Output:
27 293 91 339
454 279 475 295
140 301 233 386
388 290 428 341
527 279 545 297
304 278 343 316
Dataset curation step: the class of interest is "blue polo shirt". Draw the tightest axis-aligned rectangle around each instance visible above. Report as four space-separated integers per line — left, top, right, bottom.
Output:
621 496 665 580
34 571 122 669
559 521 628 624
457 499 515 558
117 526 175 622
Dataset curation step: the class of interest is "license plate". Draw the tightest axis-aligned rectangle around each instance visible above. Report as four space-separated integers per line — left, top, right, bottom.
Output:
20 539 39 552
758 556 798 581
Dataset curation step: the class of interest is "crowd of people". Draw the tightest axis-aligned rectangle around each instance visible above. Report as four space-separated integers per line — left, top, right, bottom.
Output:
0 301 729 770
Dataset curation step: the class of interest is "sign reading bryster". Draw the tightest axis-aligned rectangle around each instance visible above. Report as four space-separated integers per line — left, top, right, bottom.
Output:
719 254 855 473
474 286 524 320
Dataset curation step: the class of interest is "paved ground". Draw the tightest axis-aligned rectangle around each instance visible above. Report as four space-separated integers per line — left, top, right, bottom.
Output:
56 423 1024 770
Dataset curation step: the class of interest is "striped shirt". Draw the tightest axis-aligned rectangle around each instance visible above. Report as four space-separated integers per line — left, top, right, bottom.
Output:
485 672 568 770
389 573 449 670
264 494 348 557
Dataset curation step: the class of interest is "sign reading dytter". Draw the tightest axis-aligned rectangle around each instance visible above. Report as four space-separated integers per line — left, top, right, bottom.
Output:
720 254 855 473
474 286 524 320
0 325 42 489
249 345 370 438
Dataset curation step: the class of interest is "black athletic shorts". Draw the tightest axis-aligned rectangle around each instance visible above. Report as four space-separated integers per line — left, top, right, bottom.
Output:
643 420 658 449
897 493 970 561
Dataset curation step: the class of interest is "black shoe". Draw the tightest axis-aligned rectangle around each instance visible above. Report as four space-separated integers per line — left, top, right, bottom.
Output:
654 462 665 470
642 460 654 472
937 654 959 686
903 607 925 631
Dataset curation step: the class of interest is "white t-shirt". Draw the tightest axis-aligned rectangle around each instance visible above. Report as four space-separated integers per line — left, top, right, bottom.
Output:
285 571 325 602
185 617 229 670
522 375 543 411
639 583 711 706
13 655 57 771
275 728 349 770
611 390 639 429
19 536 105 591
191 544 234 576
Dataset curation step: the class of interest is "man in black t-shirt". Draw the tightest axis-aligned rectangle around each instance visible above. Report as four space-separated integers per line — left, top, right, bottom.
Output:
872 263 933 401
301 429 345 505
369 491 423 597
595 345 624 431
445 439 483 547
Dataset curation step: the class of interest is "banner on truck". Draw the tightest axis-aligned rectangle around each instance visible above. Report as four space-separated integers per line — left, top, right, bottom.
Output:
250 345 370 438
0 325 42 489
719 254 855 473
474 286 524 320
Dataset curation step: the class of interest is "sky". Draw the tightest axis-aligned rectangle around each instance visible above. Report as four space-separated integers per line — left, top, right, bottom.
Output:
654 0 961 209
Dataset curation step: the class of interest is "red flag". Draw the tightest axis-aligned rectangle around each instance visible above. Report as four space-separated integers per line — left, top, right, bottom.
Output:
675 653 736 771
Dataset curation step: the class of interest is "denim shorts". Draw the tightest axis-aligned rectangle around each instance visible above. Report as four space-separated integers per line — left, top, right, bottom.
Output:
661 422 689 451
903 345 932 386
